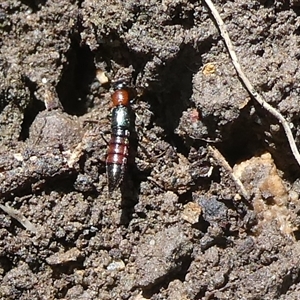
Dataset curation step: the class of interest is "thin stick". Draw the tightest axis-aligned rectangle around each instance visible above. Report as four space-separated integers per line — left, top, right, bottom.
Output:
0 203 38 233
204 0 300 167
208 146 250 200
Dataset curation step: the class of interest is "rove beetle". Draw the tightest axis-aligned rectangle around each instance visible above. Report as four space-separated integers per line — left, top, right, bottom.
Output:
106 80 133 193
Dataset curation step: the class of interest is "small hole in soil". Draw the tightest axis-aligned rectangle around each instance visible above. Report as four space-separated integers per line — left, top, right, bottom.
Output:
217 110 266 166
57 41 95 116
20 78 45 141
20 0 47 12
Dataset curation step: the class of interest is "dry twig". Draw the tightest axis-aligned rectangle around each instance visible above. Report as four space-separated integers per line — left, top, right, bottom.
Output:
208 146 249 200
0 203 38 233
204 0 300 167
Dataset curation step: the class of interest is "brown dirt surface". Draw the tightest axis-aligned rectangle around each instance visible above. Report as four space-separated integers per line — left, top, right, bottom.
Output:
1 0 300 299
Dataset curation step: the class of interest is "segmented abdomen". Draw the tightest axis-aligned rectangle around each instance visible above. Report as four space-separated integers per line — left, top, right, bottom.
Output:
106 105 131 193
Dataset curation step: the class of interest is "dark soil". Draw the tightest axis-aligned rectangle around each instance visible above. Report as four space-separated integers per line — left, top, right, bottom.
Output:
1 0 300 299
